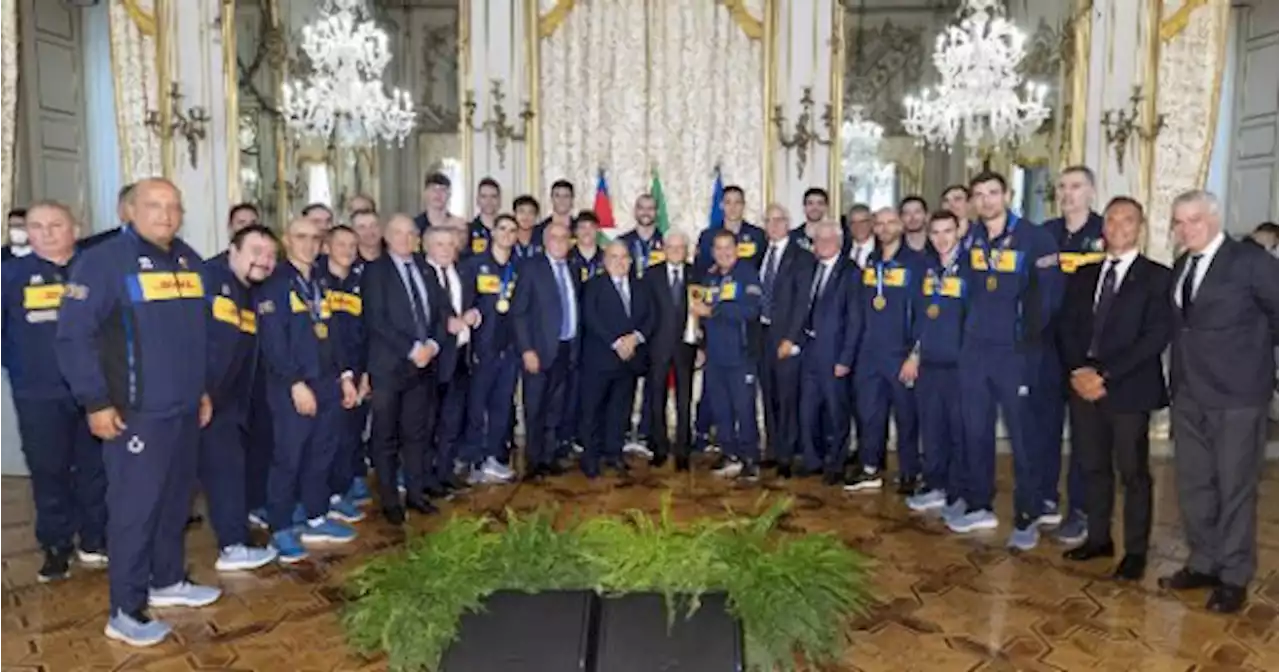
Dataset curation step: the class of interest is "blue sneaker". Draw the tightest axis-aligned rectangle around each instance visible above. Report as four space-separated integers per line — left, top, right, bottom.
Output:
947 509 999 534
941 498 967 524
328 495 366 523
906 489 947 512
104 609 172 647
347 477 372 504
148 580 222 608
1008 524 1040 551
272 529 308 564
1037 500 1063 526
292 503 308 526
248 508 268 530
300 518 357 544
215 544 278 572
1055 510 1088 545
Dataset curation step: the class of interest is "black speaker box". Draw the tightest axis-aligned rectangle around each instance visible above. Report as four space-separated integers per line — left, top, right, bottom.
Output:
439 590 598 672
593 592 744 672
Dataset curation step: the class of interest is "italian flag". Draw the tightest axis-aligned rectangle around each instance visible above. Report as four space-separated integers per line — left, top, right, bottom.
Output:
593 169 616 230
651 168 670 234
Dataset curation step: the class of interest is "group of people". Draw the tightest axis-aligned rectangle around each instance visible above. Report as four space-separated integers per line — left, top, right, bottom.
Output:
1 162 1276 648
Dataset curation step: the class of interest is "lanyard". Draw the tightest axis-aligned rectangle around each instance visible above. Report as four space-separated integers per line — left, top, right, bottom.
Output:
985 214 1020 272
632 237 655 271
293 272 323 322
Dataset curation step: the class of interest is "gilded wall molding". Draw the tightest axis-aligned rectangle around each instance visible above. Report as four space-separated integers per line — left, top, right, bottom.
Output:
1068 0 1092 166
221 0 240 205
762 0 777 206
121 0 156 36
2 0 18 224
1160 0 1209 41
724 0 764 39
539 0 574 38
110 0 164 184
828 0 844 214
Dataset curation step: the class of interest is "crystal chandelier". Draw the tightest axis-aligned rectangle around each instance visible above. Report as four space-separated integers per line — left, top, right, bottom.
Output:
902 0 1049 153
841 106 888 191
282 0 416 148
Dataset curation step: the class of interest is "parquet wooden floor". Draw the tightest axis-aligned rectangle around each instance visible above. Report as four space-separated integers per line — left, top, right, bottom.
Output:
2 453 1277 671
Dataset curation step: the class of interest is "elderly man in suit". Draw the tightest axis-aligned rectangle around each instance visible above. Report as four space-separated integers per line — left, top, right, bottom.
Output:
1057 197 1173 581
579 241 655 477
1162 190 1278 614
641 230 697 471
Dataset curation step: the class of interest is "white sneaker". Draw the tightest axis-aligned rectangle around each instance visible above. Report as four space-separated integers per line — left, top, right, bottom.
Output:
623 442 654 459
148 580 222 608
481 457 515 481
77 549 109 567
215 544 279 572
711 459 743 479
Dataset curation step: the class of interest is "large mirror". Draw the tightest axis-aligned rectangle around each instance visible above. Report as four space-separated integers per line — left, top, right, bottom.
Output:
226 0 463 224
838 0 1085 219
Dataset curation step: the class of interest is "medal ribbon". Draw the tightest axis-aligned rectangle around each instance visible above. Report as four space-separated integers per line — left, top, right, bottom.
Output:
985 213 1020 281
499 262 515 299
293 273 323 323
875 259 886 304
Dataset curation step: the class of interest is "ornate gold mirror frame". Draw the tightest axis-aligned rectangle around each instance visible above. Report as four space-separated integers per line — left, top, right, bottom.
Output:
221 0 289 222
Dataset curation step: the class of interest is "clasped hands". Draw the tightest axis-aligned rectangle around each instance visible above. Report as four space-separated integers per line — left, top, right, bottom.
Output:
447 308 482 335
613 332 641 361
1071 367 1107 401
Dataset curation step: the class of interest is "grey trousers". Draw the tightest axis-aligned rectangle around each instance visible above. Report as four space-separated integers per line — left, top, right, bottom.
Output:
1171 395 1269 587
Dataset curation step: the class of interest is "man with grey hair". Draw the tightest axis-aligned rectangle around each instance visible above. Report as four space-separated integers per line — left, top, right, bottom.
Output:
641 228 698 470
1161 189 1277 614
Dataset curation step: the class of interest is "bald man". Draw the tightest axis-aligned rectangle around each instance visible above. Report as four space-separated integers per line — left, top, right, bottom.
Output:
56 179 217 646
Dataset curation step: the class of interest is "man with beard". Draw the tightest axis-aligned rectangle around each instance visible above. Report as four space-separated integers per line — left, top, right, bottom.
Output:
789 187 830 251
468 178 502 256
619 194 665 279
899 196 931 255
198 225 280 572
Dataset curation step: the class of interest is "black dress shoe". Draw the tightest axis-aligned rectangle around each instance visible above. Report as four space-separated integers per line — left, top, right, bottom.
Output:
544 461 568 476
1111 554 1146 581
1206 584 1247 614
405 499 439 516
674 456 690 472
382 506 406 525
650 453 669 468
1158 567 1221 591
1063 542 1115 562
776 464 793 479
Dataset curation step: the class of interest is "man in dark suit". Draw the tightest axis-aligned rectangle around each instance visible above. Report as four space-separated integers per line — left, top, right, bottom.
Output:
579 242 655 477
1057 197 1173 581
512 220 580 479
797 222 861 482
641 231 697 470
1161 190 1278 614
361 214 447 523
757 204 815 476
422 227 481 497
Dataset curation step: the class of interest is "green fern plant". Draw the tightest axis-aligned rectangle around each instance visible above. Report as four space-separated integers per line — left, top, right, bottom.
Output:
342 494 871 672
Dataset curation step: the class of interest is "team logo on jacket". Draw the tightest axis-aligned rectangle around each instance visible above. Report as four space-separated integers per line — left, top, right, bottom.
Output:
127 435 145 454
178 256 189 268
29 274 43 285
138 257 154 270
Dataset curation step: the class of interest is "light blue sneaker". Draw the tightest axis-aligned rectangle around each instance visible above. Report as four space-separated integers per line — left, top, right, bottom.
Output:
1008 524 1040 551
272 529 308 564
947 509 999 534
906 489 947 512
1037 500 1063 526
1055 510 1088 545
300 518 357 544
215 544 279 572
347 477 372 504
148 580 222 608
104 609 172 647
248 508 268 530
941 498 967 524
328 495 366 523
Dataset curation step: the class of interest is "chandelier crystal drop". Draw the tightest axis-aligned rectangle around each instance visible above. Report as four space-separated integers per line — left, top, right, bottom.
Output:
841 106 888 190
282 0 416 148
901 0 1050 153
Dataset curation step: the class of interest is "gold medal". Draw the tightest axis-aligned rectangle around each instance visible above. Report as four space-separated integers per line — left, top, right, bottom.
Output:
986 275 998 292
926 304 940 319
496 298 511 314
872 295 887 311
314 322 329 339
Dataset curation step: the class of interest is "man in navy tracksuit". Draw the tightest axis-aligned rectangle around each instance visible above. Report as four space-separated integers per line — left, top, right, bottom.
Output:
55 179 218 647
257 217 361 562
905 211 968 518
1 202 106 582
845 208 926 494
1039 165 1106 544
319 225 370 519
467 178 503 257
460 214 520 484
694 229 763 481
948 172 1062 552
199 225 279 572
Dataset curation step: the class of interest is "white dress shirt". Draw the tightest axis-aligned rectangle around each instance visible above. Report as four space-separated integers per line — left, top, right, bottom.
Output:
1094 248 1139 307
428 260 469 346
1175 231 1226 307
849 238 874 268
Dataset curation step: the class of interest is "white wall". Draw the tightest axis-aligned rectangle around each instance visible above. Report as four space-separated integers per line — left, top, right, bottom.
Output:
1223 0 1278 234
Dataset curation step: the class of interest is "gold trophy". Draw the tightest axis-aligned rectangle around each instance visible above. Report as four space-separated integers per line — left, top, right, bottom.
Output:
684 284 706 344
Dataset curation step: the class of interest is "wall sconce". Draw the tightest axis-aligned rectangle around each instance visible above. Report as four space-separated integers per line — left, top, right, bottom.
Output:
463 79 535 169
1101 85 1166 174
146 82 212 170
772 87 834 179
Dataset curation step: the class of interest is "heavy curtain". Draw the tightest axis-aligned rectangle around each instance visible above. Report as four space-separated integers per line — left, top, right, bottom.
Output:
109 0 163 183
539 0 765 234
1148 0 1230 264
2 0 18 224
